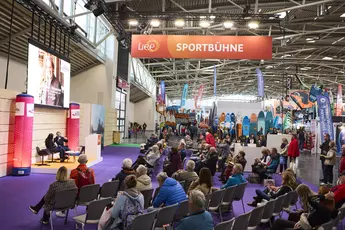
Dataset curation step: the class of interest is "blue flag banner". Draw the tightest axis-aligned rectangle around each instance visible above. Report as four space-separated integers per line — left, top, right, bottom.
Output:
256 68 264 97
317 94 334 143
309 84 322 103
214 65 217 97
160 81 165 104
181 84 189 107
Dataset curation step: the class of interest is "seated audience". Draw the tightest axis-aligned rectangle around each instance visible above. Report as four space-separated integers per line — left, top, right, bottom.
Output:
201 147 218 176
109 175 144 229
217 139 231 172
112 158 136 191
178 139 187 162
205 132 216 147
153 172 187 208
165 147 182 177
221 163 246 189
320 171 345 209
185 135 193 149
135 165 152 191
146 133 158 149
175 190 214 230
172 160 199 182
248 172 296 207
234 151 247 170
54 131 69 151
266 148 279 173
70 154 95 189
132 145 161 169
271 184 337 230
251 148 271 182
188 167 215 196
29 166 77 224
45 133 67 162
285 168 302 186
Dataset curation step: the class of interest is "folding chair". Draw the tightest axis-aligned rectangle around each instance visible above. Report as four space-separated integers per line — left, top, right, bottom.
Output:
272 194 287 218
233 182 248 213
75 184 100 214
232 211 251 230
175 200 189 222
221 185 237 214
73 198 112 230
282 191 296 213
141 188 154 209
131 210 157 230
49 188 78 230
153 203 179 230
99 181 119 199
260 199 277 228
214 218 234 230
35 147 50 166
208 189 227 222
247 205 265 230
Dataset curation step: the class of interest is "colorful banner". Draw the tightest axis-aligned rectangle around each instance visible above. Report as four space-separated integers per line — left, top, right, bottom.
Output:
290 90 314 109
336 124 345 155
329 90 335 116
317 95 334 143
131 35 272 60
214 65 217 97
194 84 204 109
336 84 343 116
180 84 188 107
310 119 317 155
256 68 264 97
309 84 323 103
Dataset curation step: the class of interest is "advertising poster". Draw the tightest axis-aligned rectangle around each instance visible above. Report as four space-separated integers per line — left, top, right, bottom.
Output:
336 124 345 155
336 84 343 116
317 95 334 143
91 104 105 147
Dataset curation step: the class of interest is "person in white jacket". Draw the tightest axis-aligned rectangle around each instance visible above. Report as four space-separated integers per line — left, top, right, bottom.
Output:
136 165 152 191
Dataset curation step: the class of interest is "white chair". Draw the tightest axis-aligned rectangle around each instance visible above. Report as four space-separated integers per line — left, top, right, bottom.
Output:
260 199 277 228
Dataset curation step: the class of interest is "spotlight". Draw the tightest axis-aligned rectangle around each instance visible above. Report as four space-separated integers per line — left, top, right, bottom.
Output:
248 21 259 29
223 21 234 29
128 19 138 26
150 19 161 27
199 20 210 28
174 19 185 28
84 0 105 17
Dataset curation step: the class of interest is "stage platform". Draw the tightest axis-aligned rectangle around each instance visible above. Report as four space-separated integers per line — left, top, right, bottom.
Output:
31 157 103 174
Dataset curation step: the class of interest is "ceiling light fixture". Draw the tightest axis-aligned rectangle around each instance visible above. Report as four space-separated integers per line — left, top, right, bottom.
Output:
174 19 185 28
341 13 345 17
305 55 312 59
200 20 210 28
128 19 138 26
223 21 234 29
323 57 333 60
248 21 259 29
210 15 216 19
150 19 160 27
307 40 316 43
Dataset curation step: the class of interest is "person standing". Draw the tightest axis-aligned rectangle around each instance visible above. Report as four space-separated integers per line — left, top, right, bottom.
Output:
322 141 336 185
298 129 305 151
142 123 147 134
288 134 300 172
320 133 330 182
279 138 289 174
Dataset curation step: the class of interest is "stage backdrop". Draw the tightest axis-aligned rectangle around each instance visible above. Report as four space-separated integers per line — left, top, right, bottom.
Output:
90 104 105 147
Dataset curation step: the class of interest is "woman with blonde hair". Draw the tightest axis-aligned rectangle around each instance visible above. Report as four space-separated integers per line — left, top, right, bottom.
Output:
29 166 76 224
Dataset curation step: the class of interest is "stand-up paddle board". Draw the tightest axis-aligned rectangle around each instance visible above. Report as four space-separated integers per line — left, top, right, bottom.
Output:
242 116 250 137
225 112 231 128
266 111 274 133
257 111 265 136
250 113 258 137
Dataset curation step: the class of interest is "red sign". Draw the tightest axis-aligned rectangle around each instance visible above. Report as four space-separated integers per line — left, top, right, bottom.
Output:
117 77 129 89
131 35 272 60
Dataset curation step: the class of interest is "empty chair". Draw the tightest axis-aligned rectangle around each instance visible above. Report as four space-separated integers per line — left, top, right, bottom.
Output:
332 206 345 229
73 198 112 230
99 181 119 199
49 188 78 230
214 218 234 230
131 210 157 230
75 184 100 214
282 191 296 213
221 185 237 213
208 189 227 222
36 147 50 166
153 203 179 229
272 194 287 218
175 200 189 222
261 199 277 227
247 205 265 230
233 182 248 213
232 211 251 230
141 188 154 209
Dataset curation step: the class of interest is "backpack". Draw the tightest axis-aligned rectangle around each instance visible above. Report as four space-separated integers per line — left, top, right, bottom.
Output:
121 193 143 230
76 168 93 189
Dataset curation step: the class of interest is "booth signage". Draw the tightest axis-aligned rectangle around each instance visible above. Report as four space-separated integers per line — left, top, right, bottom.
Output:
317 95 334 142
117 77 129 89
131 35 272 60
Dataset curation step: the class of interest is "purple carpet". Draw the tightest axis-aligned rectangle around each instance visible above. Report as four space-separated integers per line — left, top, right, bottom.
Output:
0 146 320 229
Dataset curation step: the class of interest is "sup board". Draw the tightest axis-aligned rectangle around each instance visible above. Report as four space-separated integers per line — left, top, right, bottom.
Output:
242 116 250 137
257 111 265 135
249 113 258 137
265 111 274 133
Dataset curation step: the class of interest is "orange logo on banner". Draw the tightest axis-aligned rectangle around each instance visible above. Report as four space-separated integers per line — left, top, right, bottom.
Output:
132 35 272 60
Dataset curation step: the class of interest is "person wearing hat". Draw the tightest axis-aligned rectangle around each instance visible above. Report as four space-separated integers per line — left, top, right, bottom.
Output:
69 154 95 189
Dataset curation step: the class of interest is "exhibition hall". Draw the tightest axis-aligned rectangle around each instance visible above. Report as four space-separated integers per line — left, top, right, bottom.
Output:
1 0 345 229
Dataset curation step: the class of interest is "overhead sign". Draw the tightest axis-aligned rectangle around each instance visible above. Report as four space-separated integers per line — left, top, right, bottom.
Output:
131 35 272 60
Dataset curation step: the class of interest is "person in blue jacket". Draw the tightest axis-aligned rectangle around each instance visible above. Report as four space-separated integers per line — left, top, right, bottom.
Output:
153 172 187 208
266 148 279 173
221 163 246 189
175 190 213 230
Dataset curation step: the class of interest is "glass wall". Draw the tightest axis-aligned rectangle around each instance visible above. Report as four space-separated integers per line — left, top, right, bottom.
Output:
116 89 127 139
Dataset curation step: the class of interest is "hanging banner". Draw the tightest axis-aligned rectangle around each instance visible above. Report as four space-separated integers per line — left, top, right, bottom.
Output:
310 119 317 155
256 68 264 97
160 81 166 105
309 84 323 103
131 35 272 60
290 90 314 109
195 84 204 109
214 65 217 97
180 84 188 107
317 95 334 143
336 84 343 116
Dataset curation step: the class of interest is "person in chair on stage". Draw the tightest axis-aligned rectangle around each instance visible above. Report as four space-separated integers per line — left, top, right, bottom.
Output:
54 131 69 152
45 133 67 162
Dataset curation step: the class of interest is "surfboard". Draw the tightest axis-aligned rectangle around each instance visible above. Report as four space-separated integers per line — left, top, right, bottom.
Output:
230 113 236 137
283 111 292 130
273 116 279 129
236 123 243 138
257 111 265 135
242 116 250 137
225 112 231 128
266 111 274 133
249 113 258 137
219 112 226 123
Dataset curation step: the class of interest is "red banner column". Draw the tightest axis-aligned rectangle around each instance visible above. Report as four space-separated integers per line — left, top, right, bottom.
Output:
67 103 80 151
12 94 34 176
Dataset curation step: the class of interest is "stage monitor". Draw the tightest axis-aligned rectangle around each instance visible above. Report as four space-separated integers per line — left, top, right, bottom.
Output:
27 41 70 109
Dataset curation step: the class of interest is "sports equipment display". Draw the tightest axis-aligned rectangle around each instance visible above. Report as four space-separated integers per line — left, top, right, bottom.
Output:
242 116 250 137
257 111 265 135
265 111 273 134
249 113 258 136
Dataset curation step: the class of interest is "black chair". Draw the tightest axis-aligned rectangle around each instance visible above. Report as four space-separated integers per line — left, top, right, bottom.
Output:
35 147 50 166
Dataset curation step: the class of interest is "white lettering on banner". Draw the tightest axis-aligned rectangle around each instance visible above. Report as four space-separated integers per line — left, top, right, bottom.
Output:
176 42 245 52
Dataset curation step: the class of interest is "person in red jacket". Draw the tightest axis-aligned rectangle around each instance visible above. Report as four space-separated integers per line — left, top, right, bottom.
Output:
205 132 216 147
339 145 345 174
288 134 300 160
324 171 345 209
